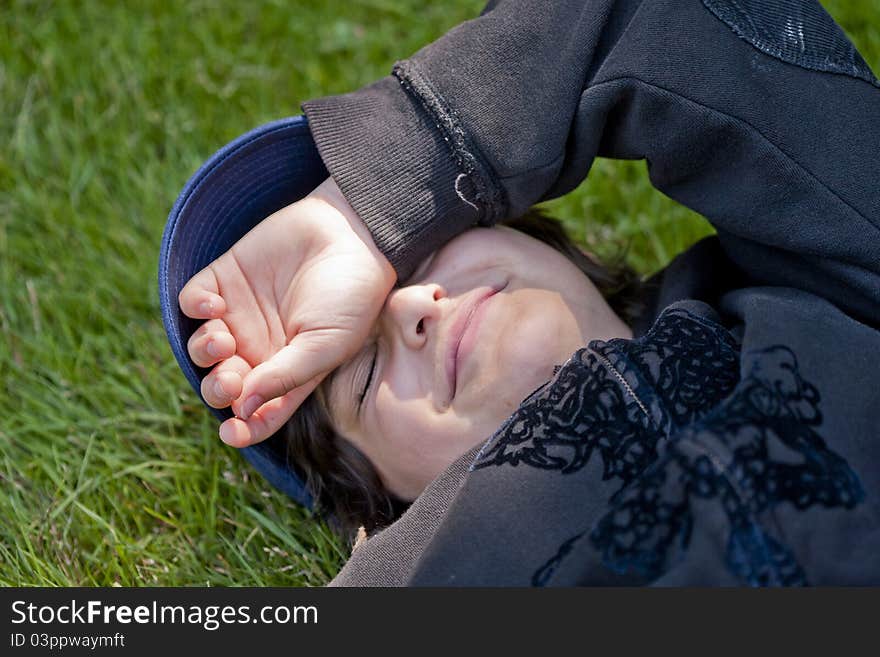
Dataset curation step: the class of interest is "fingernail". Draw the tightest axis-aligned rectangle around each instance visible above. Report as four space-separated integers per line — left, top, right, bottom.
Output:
219 423 235 445
206 340 219 358
213 379 226 400
199 300 214 316
240 394 263 420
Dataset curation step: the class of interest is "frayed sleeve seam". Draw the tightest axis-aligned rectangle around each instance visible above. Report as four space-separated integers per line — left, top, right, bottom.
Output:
393 59 508 225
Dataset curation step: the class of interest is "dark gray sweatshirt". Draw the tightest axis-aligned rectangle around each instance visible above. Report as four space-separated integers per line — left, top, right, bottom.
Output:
302 0 880 585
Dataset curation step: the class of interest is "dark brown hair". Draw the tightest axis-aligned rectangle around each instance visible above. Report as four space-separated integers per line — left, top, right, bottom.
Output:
282 209 644 536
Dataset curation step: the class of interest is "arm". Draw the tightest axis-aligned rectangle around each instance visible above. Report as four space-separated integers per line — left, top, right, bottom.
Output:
304 0 880 325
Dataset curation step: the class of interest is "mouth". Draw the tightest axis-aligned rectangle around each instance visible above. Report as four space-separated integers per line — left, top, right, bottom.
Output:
445 283 505 400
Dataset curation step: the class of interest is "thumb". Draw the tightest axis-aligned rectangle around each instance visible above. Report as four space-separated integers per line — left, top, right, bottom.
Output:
233 331 351 420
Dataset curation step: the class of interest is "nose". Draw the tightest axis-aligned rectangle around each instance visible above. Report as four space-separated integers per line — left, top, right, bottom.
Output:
383 283 446 350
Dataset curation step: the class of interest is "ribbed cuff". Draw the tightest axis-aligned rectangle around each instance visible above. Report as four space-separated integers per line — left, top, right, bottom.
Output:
303 76 483 282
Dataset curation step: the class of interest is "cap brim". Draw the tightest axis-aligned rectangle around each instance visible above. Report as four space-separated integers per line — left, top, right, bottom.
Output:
159 115 326 508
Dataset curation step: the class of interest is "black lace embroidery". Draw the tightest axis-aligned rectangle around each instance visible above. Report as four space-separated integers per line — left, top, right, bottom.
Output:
590 345 865 586
472 307 741 490
472 350 650 477
532 531 587 587
520 305 864 586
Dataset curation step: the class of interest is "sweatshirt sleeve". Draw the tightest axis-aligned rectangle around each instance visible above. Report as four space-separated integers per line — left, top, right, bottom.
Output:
303 0 880 327
301 0 615 281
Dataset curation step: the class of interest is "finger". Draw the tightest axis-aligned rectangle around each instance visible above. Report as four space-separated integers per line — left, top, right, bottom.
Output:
220 376 322 447
234 331 348 420
201 354 250 409
178 265 227 319
187 318 236 368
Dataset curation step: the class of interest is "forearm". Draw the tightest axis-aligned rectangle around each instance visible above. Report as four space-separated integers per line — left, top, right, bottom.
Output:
303 0 627 281
305 0 880 325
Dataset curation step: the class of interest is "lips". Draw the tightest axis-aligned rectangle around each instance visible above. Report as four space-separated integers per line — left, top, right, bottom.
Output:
445 284 504 400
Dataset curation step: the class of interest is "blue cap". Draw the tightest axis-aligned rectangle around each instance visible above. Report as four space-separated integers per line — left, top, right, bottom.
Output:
158 115 326 508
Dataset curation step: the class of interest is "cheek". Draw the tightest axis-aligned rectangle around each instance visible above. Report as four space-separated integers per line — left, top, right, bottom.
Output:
374 389 424 438
482 290 582 399
372 394 482 498
373 392 457 460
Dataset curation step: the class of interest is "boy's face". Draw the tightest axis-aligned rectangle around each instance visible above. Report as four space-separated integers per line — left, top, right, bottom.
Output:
325 225 632 500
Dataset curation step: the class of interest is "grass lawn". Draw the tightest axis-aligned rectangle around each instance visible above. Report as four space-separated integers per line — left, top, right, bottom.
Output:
1 1 877 586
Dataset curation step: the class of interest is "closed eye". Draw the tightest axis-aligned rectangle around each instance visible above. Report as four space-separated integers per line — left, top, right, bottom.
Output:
357 343 378 411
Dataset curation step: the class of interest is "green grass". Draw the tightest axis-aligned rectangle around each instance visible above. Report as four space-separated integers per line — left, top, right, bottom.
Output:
1 0 877 586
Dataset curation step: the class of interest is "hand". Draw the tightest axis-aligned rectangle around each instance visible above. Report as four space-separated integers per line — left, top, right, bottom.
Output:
178 177 397 447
